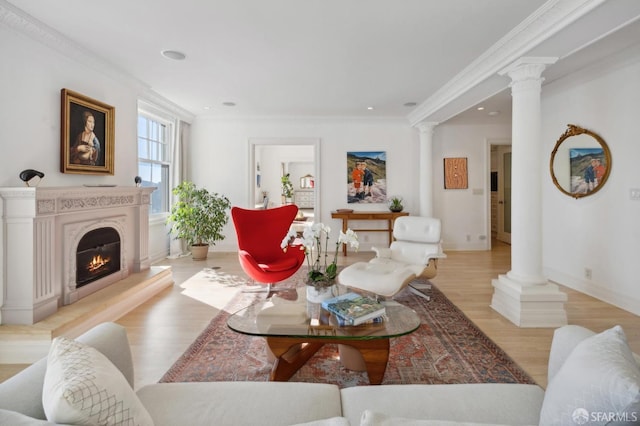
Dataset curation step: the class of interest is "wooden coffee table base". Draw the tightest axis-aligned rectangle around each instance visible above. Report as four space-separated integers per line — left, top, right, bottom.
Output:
266 336 390 384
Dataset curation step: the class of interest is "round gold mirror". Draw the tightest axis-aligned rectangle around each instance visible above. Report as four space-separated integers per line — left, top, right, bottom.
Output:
550 124 611 199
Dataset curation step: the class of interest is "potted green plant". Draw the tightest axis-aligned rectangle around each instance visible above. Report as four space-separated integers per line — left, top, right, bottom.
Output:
388 196 403 212
281 173 294 204
167 181 231 260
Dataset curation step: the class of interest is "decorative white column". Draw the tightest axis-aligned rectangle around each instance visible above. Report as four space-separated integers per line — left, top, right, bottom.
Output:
134 190 152 272
491 57 567 327
0 189 58 325
416 122 438 217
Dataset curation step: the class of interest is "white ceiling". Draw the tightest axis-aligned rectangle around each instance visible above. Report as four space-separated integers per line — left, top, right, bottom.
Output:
4 0 640 123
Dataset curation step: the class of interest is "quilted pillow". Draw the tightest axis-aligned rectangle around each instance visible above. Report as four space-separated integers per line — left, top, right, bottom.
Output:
539 325 640 426
42 336 153 426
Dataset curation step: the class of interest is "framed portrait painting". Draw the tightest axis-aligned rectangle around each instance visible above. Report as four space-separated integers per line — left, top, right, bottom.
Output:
61 89 115 175
347 151 387 204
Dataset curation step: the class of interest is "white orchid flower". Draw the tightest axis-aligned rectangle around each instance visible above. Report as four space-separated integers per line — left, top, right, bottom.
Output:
281 222 358 283
310 222 324 237
280 226 298 251
339 228 359 250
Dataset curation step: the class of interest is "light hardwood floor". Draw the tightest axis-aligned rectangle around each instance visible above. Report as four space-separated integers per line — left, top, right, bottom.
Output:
2 241 638 389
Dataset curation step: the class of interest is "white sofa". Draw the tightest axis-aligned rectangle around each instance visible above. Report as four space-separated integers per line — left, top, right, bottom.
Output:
0 322 638 426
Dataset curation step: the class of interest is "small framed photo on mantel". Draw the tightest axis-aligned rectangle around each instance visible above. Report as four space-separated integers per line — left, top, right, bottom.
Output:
61 89 115 175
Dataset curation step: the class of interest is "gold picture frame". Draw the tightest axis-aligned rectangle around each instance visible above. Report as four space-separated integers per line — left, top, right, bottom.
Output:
61 89 115 175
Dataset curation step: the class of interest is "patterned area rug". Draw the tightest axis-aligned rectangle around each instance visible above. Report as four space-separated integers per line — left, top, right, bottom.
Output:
160 269 535 387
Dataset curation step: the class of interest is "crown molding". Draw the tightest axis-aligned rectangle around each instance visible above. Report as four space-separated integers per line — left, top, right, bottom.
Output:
0 0 193 122
407 0 607 127
196 114 409 124
0 1 148 91
138 92 195 123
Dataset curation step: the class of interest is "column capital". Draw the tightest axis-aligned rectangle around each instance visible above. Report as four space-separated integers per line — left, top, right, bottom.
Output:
499 57 558 83
415 121 438 134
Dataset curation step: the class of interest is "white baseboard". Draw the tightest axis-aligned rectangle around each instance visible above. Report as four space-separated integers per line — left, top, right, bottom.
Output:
545 267 640 316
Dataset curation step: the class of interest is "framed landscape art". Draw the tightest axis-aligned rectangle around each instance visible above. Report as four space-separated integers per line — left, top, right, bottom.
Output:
346 151 387 204
61 89 115 175
569 147 606 195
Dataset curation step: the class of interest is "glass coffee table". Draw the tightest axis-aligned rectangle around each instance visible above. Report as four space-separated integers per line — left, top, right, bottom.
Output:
227 286 420 384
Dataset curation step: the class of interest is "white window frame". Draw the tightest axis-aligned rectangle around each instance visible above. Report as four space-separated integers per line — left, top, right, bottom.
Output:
137 103 176 220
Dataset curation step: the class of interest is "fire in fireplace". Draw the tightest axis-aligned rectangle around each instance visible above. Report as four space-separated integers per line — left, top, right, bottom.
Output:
76 227 121 287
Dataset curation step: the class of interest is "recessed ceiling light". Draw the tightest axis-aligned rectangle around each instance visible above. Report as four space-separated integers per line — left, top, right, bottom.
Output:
203 106 212 110
161 50 186 60
477 106 485 111
222 102 236 107
404 102 417 107
367 106 374 110
488 111 500 116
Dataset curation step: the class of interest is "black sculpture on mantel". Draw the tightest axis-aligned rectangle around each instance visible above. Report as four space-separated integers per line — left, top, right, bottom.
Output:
19 169 44 187
134 176 142 187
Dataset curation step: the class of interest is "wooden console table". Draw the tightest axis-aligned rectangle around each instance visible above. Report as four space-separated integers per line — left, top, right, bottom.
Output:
331 211 409 255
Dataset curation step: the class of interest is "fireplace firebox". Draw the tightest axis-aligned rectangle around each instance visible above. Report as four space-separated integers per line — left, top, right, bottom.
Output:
76 227 121 287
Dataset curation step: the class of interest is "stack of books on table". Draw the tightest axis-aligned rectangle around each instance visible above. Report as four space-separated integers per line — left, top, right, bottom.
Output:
321 292 386 326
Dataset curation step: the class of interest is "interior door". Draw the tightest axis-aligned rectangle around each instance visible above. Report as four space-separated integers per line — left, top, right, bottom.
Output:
496 146 512 244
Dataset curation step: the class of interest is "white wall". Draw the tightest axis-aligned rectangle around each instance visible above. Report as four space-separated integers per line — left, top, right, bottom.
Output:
190 118 421 252
0 25 141 188
541 45 640 314
432 123 512 250
0 22 191 264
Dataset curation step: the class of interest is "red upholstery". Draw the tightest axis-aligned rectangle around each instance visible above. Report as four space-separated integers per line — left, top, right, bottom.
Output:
231 205 305 284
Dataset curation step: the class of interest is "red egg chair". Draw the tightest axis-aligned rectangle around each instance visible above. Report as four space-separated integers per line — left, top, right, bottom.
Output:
231 205 305 292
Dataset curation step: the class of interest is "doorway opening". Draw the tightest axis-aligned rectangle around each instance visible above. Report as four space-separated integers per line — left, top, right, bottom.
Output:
249 138 320 221
487 138 511 249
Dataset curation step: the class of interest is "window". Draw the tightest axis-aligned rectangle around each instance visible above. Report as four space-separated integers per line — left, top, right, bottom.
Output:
137 114 171 214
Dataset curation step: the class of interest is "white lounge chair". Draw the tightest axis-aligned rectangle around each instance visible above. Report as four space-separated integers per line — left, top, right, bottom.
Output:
338 216 446 300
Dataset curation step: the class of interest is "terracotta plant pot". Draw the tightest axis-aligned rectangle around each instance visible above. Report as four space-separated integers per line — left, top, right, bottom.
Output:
190 244 209 260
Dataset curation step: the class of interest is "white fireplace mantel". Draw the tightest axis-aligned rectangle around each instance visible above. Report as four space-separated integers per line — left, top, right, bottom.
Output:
0 186 156 325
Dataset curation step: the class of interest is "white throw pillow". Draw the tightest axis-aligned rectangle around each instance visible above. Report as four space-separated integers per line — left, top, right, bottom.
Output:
539 325 640 426
43 336 154 426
